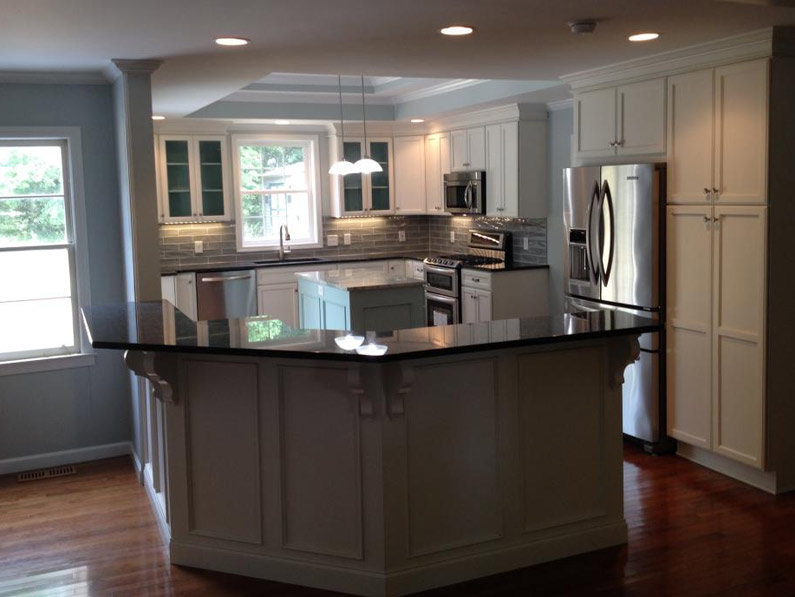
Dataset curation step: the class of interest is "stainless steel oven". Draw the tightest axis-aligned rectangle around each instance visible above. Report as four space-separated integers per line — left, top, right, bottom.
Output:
425 291 459 326
424 263 459 298
443 171 486 215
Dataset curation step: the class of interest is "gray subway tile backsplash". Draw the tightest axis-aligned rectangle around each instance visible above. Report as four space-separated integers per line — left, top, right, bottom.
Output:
159 215 547 270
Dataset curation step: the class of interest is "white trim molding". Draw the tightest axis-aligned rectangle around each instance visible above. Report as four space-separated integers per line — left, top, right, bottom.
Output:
0 353 95 377
0 441 132 476
562 28 773 92
546 98 574 112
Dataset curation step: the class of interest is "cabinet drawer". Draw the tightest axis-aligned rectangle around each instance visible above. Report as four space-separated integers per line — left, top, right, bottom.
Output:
461 270 492 291
406 260 425 280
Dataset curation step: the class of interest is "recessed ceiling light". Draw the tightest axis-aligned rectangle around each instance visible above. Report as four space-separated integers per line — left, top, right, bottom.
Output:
440 25 474 36
151 115 165 121
410 118 425 123
215 37 250 46
629 32 660 42
274 120 291 125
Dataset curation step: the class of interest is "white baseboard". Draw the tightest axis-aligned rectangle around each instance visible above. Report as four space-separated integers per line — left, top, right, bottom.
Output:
143 463 171 545
677 443 779 494
0 441 132 476
131 448 144 484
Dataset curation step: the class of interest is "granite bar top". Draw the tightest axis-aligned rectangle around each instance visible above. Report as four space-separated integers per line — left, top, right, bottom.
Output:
82 301 659 363
161 255 549 275
295 269 426 291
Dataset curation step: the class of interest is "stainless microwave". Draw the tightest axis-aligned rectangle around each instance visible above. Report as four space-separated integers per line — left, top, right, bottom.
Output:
443 171 486 215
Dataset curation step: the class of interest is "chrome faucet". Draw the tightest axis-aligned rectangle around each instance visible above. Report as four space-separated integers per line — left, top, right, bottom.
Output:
278 224 291 260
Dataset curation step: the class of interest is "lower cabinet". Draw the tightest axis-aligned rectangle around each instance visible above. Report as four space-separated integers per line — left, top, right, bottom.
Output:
667 204 767 468
257 283 298 327
462 288 492 324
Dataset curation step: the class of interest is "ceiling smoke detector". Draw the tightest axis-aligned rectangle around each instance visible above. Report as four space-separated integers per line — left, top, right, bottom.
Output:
569 20 597 35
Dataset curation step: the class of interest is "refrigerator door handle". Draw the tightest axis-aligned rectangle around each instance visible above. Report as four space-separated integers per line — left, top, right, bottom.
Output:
586 180 601 285
599 179 615 287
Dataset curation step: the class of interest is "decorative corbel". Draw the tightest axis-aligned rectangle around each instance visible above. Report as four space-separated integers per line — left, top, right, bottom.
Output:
387 362 414 418
607 336 641 390
348 365 373 417
124 350 178 404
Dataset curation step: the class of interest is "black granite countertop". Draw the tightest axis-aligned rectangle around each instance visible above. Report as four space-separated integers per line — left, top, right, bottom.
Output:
161 255 549 276
82 301 659 363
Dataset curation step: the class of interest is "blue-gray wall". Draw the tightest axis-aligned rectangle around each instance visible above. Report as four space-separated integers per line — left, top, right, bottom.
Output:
0 83 131 461
546 106 573 310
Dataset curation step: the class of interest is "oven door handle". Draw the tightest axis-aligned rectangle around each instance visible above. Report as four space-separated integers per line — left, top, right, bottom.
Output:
423 264 457 276
425 291 459 305
464 180 474 209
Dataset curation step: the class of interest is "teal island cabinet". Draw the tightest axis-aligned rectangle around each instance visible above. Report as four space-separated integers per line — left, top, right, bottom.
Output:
296 269 426 331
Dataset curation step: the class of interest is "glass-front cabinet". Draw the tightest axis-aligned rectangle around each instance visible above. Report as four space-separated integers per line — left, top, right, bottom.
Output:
156 135 231 223
330 137 393 216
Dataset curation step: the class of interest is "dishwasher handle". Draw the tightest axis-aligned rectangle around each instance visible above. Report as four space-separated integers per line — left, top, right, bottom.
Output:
199 274 252 283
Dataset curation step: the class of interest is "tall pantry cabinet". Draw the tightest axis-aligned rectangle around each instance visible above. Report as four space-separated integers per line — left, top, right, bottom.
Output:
666 59 770 470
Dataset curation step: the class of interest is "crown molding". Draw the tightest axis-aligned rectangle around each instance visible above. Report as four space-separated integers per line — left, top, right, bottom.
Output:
561 28 773 92
109 59 163 80
432 103 548 131
546 98 574 112
0 70 109 85
395 79 482 103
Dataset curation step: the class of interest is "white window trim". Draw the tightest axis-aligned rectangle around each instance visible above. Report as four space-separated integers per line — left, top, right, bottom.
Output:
231 134 323 252
0 127 93 373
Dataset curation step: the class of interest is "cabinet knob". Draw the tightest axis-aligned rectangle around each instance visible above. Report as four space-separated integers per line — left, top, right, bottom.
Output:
472 278 481 283
463 162 470 167
703 216 711 223
712 187 719 197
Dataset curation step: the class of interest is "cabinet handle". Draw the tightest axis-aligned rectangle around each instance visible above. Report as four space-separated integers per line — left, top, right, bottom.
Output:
608 141 616 148
703 188 712 202
703 216 711 223
472 278 481 283
463 162 470 167
712 187 719 199
712 217 720 223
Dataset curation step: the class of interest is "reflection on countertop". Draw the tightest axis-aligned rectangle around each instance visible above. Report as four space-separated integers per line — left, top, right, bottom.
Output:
82 301 659 363
295 269 426 291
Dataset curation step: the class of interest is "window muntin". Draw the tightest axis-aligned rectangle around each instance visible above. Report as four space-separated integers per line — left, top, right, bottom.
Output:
234 137 320 250
0 141 79 361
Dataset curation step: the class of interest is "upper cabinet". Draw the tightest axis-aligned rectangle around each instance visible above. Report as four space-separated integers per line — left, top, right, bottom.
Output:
667 59 768 205
393 135 426 214
574 78 666 160
330 137 394 217
424 132 451 214
156 135 231 223
450 127 486 171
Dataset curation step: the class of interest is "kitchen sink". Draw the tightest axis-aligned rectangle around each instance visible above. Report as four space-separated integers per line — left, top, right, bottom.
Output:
252 257 327 265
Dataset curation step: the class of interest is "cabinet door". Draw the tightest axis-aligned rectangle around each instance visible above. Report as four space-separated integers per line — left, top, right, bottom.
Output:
617 78 666 155
194 137 229 219
257 283 298 327
476 291 492 323
714 60 768 205
501 123 519 218
667 69 715 204
467 127 486 171
341 140 366 214
485 124 503 216
393 136 426 214
161 275 176 305
367 139 393 214
160 136 195 221
175 273 197 321
424 133 449 214
450 130 468 171
462 288 479 323
575 88 617 159
666 205 713 449
712 206 766 468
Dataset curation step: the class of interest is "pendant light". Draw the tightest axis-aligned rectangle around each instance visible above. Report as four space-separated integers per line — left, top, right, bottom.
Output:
353 74 383 174
328 75 357 176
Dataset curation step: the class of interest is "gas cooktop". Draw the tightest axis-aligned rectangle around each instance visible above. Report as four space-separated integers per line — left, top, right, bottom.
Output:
424 254 504 268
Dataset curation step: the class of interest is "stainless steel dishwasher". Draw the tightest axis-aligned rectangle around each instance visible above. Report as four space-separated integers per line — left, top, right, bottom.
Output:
196 270 257 320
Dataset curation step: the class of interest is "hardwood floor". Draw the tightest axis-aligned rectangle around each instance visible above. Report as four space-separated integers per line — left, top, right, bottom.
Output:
1 444 794 596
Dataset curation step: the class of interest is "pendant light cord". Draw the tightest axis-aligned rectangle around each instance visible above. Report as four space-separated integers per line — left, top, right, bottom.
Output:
360 74 368 154
337 74 346 143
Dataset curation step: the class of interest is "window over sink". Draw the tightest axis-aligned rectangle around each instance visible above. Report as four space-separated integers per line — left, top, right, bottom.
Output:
232 135 322 251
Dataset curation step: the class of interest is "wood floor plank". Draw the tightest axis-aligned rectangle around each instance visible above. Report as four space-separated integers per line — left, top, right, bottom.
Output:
0 445 794 596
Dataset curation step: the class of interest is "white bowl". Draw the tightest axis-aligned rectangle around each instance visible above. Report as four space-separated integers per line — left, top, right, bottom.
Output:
334 335 365 351
355 343 388 356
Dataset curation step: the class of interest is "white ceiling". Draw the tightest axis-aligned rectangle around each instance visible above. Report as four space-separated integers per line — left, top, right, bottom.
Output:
1 0 794 117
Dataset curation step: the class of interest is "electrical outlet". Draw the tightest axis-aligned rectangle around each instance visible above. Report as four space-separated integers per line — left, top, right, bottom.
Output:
450 231 456 243
344 233 351 245
398 230 406 242
523 237 529 251
327 234 339 247
194 240 203 254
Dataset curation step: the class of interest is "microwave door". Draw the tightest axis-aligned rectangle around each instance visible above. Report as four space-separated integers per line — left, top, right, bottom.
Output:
563 166 602 301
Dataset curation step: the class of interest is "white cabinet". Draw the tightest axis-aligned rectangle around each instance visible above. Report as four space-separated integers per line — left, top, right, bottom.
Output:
156 135 230 223
387 260 404 275
330 137 394 216
257 283 298 326
462 288 492 324
574 78 666 160
666 204 767 468
393 136 426 214
424 132 450 214
161 275 176 306
174 273 197 320
405 259 425 280
450 127 486 171
667 59 768 205
485 122 519 217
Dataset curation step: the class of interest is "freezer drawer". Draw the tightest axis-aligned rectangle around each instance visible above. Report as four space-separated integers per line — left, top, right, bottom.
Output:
622 348 660 443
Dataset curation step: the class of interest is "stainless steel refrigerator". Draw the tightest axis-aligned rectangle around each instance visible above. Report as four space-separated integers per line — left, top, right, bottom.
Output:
563 163 671 452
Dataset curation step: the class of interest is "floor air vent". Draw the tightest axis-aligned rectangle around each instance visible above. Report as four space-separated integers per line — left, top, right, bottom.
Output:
17 465 77 483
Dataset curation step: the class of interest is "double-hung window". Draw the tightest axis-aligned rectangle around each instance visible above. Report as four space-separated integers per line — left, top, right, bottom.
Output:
0 139 85 363
233 135 322 250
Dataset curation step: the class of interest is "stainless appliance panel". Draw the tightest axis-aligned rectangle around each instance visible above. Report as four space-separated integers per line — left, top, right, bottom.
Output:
563 166 602 300
599 164 659 310
196 270 257 321
443 171 486 215
622 348 660 443
426 291 459 326
424 264 459 298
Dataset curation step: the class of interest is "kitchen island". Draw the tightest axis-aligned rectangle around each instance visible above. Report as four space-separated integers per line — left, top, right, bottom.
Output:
296 269 426 331
82 302 658 597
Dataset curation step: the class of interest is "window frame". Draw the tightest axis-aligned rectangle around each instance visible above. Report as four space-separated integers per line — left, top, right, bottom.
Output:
231 134 323 252
0 127 93 374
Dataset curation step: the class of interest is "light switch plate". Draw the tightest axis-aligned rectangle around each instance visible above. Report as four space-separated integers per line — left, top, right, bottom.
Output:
399 230 406 242
450 231 455 243
344 233 351 245
327 234 339 247
194 241 203 254
523 237 529 250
